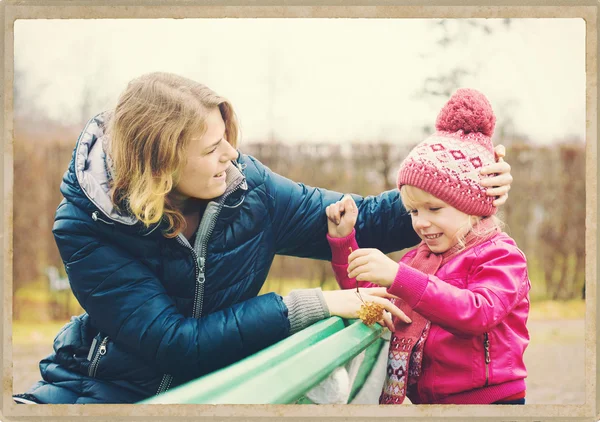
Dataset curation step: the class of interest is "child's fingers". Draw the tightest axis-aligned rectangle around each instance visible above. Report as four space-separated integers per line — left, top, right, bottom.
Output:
326 205 337 224
348 248 371 262
348 266 368 279
348 259 370 278
329 202 340 224
342 195 356 212
354 271 373 283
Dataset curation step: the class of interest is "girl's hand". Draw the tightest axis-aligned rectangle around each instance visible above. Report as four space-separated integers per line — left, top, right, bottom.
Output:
322 287 412 331
326 195 358 238
480 144 512 207
347 248 399 288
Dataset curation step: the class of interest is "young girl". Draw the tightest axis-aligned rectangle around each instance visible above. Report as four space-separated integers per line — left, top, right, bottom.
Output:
326 88 530 405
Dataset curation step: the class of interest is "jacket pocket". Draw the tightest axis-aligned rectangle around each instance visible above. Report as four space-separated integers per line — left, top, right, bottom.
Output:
87 333 109 378
483 332 491 387
420 325 439 403
85 335 165 395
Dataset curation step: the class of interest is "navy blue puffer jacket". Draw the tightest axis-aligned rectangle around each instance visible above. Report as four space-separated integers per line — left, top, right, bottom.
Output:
22 113 420 404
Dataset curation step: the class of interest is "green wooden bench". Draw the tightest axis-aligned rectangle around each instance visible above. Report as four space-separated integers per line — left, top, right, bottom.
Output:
140 317 384 404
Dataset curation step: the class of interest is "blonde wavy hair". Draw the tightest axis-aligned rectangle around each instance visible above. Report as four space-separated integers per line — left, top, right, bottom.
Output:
108 72 239 238
400 185 503 250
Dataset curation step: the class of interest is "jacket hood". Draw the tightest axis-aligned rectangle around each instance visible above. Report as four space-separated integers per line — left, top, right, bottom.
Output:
60 112 247 233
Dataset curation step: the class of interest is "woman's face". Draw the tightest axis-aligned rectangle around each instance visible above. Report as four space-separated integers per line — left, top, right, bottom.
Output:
173 108 238 203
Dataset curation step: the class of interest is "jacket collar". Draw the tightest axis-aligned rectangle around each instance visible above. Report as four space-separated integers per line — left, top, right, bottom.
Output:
70 112 247 229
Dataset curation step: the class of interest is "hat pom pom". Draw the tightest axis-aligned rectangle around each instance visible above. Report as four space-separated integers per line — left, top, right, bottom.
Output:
435 88 496 137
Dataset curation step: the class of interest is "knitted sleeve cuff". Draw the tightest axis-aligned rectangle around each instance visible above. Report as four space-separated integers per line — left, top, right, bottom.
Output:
387 262 429 308
283 288 331 335
327 229 359 264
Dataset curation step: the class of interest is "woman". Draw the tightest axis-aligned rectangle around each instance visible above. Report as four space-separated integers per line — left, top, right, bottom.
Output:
14 72 512 404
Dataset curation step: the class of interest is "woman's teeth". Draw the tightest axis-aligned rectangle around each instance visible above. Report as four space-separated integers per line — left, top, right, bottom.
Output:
424 233 442 239
215 172 225 177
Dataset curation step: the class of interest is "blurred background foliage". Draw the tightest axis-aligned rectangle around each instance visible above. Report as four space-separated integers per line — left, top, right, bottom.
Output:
12 18 585 322
12 133 585 322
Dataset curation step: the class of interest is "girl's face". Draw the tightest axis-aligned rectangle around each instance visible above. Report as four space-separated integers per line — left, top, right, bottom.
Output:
403 186 475 254
173 108 238 203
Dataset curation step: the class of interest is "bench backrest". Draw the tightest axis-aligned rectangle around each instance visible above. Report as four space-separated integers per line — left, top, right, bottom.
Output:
140 317 383 404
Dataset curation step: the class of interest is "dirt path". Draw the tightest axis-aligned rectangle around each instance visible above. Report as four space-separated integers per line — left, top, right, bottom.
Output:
11 319 585 404
523 319 585 404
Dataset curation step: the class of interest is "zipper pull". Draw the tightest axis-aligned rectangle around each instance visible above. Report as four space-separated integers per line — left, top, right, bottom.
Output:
198 257 206 283
484 333 490 363
99 336 109 355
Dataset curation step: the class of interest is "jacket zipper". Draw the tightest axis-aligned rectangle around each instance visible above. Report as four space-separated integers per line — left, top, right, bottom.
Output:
483 332 491 387
88 336 109 378
177 234 201 318
155 234 201 395
155 169 246 396
191 172 246 322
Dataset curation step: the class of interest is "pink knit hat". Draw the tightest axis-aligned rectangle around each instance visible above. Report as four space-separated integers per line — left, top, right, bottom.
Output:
397 88 497 216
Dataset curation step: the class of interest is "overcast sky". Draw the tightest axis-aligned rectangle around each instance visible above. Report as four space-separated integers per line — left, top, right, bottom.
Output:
14 18 585 145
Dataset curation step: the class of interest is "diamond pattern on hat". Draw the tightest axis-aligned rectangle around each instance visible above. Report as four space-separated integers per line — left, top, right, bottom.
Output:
450 150 466 160
470 157 483 168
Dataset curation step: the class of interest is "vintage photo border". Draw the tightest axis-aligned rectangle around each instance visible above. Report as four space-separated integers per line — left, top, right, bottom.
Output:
0 2 597 421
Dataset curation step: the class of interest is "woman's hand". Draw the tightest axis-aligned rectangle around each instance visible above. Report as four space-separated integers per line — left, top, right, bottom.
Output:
326 195 358 238
347 248 400 288
322 287 412 331
480 144 512 207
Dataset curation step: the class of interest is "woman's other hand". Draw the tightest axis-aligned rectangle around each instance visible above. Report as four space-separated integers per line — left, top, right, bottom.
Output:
480 144 512 207
322 287 411 331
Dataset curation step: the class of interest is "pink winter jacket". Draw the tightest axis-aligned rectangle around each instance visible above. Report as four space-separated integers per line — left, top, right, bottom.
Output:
328 230 531 404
